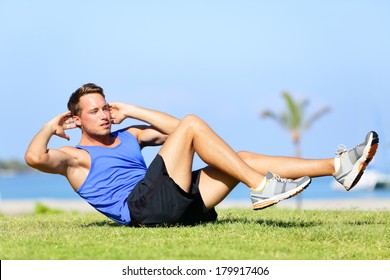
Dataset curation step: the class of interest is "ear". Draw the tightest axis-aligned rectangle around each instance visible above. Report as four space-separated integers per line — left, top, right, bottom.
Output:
73 115 82 127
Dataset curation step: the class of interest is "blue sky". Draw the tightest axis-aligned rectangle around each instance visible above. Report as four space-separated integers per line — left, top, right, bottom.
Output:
1 0 390 171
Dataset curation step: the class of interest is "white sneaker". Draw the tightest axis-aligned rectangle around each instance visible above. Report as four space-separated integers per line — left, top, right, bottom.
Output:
333 131 379 191
250 171 311 210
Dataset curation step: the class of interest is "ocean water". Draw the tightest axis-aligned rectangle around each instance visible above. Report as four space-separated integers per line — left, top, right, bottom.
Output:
0 173 80 200
1 172 390 202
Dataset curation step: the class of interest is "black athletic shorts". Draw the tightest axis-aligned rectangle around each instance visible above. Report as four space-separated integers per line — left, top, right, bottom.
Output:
127 154 218 227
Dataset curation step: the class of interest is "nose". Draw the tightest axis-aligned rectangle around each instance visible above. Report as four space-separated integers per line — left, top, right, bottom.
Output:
99 109 107 119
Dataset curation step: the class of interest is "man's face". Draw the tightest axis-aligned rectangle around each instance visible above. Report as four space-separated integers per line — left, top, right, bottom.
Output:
74 93 112 136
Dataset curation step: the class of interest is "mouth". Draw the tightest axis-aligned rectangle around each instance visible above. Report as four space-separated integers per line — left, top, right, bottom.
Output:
100 121 111 129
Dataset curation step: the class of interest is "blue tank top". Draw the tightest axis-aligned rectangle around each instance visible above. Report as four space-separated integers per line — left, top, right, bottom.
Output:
75 129 147 225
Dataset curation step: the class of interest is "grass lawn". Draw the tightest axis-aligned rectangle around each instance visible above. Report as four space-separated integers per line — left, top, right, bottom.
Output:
0 207 389 260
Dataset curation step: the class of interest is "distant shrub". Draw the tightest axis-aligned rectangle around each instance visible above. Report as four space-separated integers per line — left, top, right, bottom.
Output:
34 203 64 215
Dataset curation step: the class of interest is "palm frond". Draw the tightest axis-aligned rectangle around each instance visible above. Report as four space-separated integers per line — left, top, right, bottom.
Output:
282 92 301 130
303 106 331 130
260 110 287 128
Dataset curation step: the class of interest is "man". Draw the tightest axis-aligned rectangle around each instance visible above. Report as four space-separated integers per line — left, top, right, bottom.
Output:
25 83 379 226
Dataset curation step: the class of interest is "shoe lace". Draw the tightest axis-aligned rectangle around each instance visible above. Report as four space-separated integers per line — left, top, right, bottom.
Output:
335 144 348 155
336 142 362 155
271 173 293 183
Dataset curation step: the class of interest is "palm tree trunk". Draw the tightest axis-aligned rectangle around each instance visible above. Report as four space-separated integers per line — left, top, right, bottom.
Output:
293 135 303 209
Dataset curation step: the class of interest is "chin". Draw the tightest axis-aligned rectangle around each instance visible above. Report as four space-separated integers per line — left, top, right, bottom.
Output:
100 125 111 133
95 128 111 136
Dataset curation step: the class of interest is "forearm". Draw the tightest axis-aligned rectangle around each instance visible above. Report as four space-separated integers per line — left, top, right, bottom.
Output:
121 104 180 135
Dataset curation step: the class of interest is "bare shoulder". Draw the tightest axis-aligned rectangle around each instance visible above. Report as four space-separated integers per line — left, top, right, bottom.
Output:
59 146 83 158
127 125 167 147
126 125 143 134
58 146 91 191
59 145 79 153
126 125 147 138
59 146 90 168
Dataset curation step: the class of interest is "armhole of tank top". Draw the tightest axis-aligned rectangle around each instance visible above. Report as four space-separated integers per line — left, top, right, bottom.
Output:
74 146 93 193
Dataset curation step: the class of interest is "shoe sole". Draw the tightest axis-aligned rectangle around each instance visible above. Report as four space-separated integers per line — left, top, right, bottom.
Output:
252 178 311 210
344 131 379 191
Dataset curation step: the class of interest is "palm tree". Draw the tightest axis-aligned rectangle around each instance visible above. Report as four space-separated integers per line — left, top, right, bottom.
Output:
261 91 331 158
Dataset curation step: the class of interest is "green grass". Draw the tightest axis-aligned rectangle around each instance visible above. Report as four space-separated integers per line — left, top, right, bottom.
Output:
1 207 389 260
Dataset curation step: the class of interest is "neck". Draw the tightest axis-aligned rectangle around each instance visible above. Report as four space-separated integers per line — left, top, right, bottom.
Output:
79 132 116 147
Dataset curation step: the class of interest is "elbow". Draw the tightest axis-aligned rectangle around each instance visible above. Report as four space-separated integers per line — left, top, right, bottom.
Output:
160 134 168 144
24 151 40 168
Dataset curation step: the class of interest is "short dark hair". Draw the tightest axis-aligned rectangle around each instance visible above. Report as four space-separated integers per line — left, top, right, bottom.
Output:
67 83 105 116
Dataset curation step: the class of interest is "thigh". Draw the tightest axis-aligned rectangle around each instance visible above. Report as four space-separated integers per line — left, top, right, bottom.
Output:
158 122 195 192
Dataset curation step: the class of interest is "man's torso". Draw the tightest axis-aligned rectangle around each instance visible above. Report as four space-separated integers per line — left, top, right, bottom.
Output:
59 132 126 191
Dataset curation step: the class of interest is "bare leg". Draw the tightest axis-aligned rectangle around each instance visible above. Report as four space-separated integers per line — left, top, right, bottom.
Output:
237 151 335 179
158 115 264 191
198 151 335 208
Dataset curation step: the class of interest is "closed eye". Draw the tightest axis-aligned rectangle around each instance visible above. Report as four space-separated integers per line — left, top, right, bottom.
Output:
89 109 99 114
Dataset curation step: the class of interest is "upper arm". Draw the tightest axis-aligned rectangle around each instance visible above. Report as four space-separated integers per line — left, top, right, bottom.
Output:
25 147 74 176
127 125 168 148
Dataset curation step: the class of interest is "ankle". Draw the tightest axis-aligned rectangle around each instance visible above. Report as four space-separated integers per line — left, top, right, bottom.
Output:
253 176 267 191
333 157 340 175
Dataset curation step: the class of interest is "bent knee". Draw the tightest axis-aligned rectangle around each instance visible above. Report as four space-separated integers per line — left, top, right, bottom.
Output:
180 114 205 129
237 150 265 164
182 114 202 123
237 150 252 161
